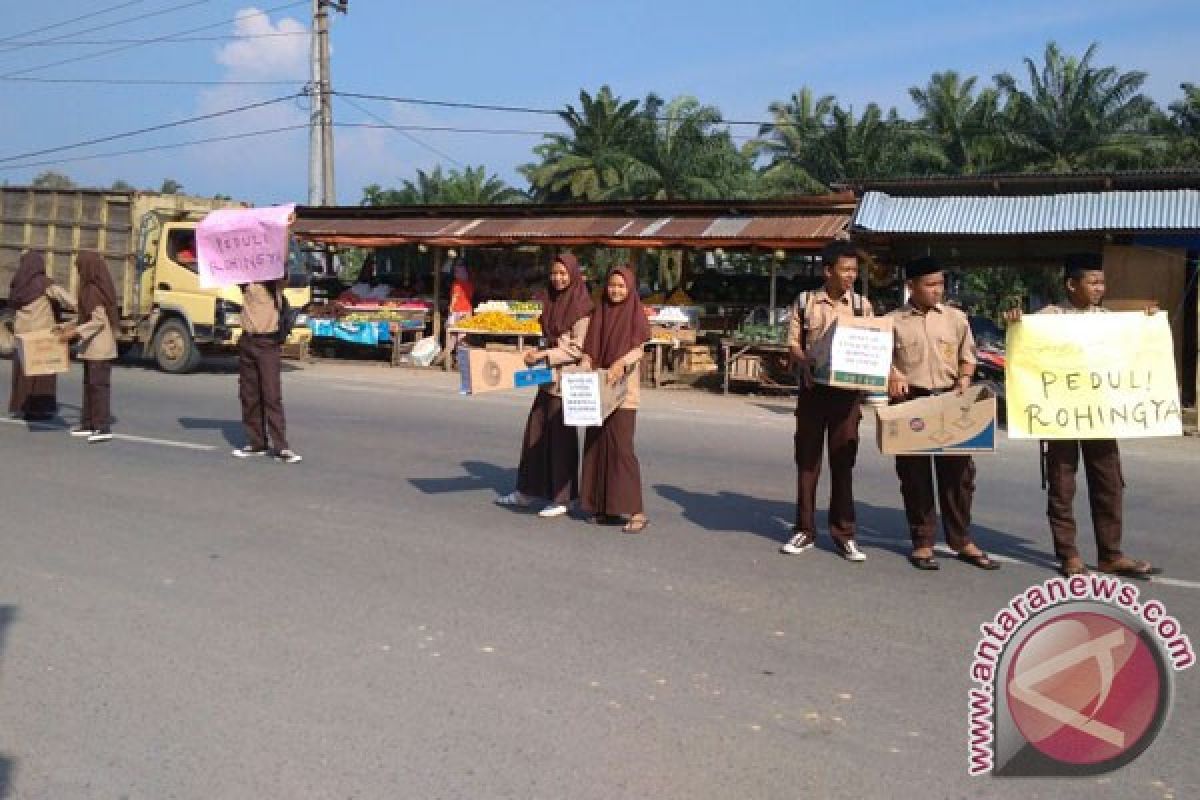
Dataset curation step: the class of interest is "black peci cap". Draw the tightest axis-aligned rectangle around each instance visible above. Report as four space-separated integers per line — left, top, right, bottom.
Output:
903 255 942 281
1063 252 1104 279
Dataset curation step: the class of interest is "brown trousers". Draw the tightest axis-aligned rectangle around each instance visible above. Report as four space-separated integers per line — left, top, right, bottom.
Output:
1045 439 1124 562
81 359 113 430
793 384 862 543
581 409 643 516
893 388 975 550
517 390 578 504
238 334 288 451
9 358 57 419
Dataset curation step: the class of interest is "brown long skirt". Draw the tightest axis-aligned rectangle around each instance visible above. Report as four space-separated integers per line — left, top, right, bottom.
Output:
9 357 57 419
581 409 643 516
516 389 579 504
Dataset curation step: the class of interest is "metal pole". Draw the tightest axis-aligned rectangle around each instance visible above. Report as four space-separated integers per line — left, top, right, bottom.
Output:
307 0 323 206
318 1 335 205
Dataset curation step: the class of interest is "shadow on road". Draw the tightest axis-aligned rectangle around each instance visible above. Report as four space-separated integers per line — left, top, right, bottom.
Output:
409 460 515 497
1 604 17 799
652 483 1058 570
178 417 243 447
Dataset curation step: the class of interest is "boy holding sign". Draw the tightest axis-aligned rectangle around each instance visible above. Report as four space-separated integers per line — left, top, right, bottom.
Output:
781 240 873 563
888 257 999 572
1004 253 1159 579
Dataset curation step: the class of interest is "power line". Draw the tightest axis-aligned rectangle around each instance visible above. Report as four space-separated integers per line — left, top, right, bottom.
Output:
0 0 211 57
0 125 308 172
0 31 307 48
0 1 146 45
0 93 301 164
339 123 557 136
337 95 465 168
1 0 307 79
0 75 305 87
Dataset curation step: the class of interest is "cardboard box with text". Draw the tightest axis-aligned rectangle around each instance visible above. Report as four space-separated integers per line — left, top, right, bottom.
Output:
16 330 69 376
809 316 894 391
875 384 997 455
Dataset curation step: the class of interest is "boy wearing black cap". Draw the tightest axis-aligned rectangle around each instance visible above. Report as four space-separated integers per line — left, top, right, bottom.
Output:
782 239 872 562
1004 253 1159 579
888 256 1000 571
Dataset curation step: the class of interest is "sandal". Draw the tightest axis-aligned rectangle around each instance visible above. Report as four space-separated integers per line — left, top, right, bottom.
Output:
1059 557 1089 577
956 549 1001 571
589 514 613 525
908 554 940 571
495 491 531 508
1098 557 1161 580
622 515 649 534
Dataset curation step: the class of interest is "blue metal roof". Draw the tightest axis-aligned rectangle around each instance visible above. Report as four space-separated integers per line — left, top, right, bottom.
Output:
852 190 1200 235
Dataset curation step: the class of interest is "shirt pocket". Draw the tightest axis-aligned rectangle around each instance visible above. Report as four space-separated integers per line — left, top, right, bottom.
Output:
934 335 958 366
896 335 924 368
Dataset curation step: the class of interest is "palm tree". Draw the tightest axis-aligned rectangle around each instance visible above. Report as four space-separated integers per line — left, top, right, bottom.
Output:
520 86 649 201
993 41 1161 171
751 87 836 194
623 95 754 200
815 102 918 184
361 166 525 206
1165 83 1200 165
908 71 1002 174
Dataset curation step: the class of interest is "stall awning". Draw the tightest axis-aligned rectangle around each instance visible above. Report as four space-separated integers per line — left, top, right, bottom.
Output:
293 197 855 249
853 190 1200 236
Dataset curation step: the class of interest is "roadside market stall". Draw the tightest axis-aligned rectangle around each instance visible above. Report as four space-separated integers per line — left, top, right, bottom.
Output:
292 196 855 389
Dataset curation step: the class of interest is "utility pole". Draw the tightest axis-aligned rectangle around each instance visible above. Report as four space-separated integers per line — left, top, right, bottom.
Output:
308 0 347 206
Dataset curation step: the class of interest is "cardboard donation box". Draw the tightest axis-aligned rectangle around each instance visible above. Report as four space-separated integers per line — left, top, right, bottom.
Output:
809 316 894 391
16 330 69 376
458 347 552 394
561 370 628 427
875 384 997 455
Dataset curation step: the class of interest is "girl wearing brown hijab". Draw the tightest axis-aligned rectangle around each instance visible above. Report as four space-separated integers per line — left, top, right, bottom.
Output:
579 265 652 532
7 251 75 420
497 253 593 518
58 251 119 442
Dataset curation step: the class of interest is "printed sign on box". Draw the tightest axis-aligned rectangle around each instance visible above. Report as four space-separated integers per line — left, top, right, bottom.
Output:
1006 312 1182 439
809 316 894 391
561 369 627 427
196 204 294 289
875 384 997 455
458 347 552 394
16 330 69 376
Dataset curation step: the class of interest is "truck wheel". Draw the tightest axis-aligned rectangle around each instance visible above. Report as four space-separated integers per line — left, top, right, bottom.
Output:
153 319 200 373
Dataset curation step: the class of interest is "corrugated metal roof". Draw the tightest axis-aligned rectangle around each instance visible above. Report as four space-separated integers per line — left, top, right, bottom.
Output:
293 212 850 248
853 190 1200 235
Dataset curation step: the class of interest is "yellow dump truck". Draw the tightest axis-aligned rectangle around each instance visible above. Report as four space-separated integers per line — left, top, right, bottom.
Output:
0 187 311 372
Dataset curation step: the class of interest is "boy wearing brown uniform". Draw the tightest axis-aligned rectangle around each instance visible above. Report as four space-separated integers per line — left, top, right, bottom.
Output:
887 257 999 571
1004 253 1159 579
781 240 872 562
232 280 301 464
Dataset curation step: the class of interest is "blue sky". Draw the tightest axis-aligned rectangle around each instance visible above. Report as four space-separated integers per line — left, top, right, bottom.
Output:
0 0 1195 205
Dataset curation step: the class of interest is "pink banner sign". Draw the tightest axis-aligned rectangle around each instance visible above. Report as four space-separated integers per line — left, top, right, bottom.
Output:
196 204 294 288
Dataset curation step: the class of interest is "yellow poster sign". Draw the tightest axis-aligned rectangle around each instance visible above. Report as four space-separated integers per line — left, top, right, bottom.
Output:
1006 312 1182 439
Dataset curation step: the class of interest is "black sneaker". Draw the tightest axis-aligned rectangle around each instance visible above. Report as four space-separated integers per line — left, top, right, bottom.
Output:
87 429 113 443
232 445 269 458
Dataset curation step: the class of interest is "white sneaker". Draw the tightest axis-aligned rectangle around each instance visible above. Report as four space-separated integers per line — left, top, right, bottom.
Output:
232 445 269 458
538 504 568 518
87 429 113 443
495 491 531 508
780 531 815 555
839 540 867 563
70 427 95 437
275 449 303 464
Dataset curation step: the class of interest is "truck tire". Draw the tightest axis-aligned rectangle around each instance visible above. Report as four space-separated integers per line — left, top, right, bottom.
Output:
153 318 201 374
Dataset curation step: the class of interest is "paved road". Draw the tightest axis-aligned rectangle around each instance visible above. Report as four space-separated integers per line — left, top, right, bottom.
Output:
1 357 1197 799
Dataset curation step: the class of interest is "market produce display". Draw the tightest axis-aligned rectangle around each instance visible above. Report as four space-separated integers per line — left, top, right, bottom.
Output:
734 324 787 344
452 311 541 334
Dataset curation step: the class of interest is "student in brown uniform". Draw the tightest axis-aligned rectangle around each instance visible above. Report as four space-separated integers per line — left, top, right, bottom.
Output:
8 251 75 421
497 253 593 518
781 239 871 562
888 256 1000 571
1004 253 1160 579
232 280 301 463
58 251 119 442
579 265 652 533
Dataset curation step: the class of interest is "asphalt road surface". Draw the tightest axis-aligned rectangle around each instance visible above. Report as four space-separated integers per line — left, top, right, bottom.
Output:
1 357 1197 799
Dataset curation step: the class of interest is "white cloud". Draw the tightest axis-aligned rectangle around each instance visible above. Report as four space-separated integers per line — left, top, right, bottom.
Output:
215 7 310 80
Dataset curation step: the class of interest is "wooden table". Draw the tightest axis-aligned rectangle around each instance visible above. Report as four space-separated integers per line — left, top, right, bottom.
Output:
720 339 794 395
643 340 675 388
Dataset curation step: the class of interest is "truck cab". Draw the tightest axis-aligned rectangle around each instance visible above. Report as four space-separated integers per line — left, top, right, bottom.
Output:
133 215 311 372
